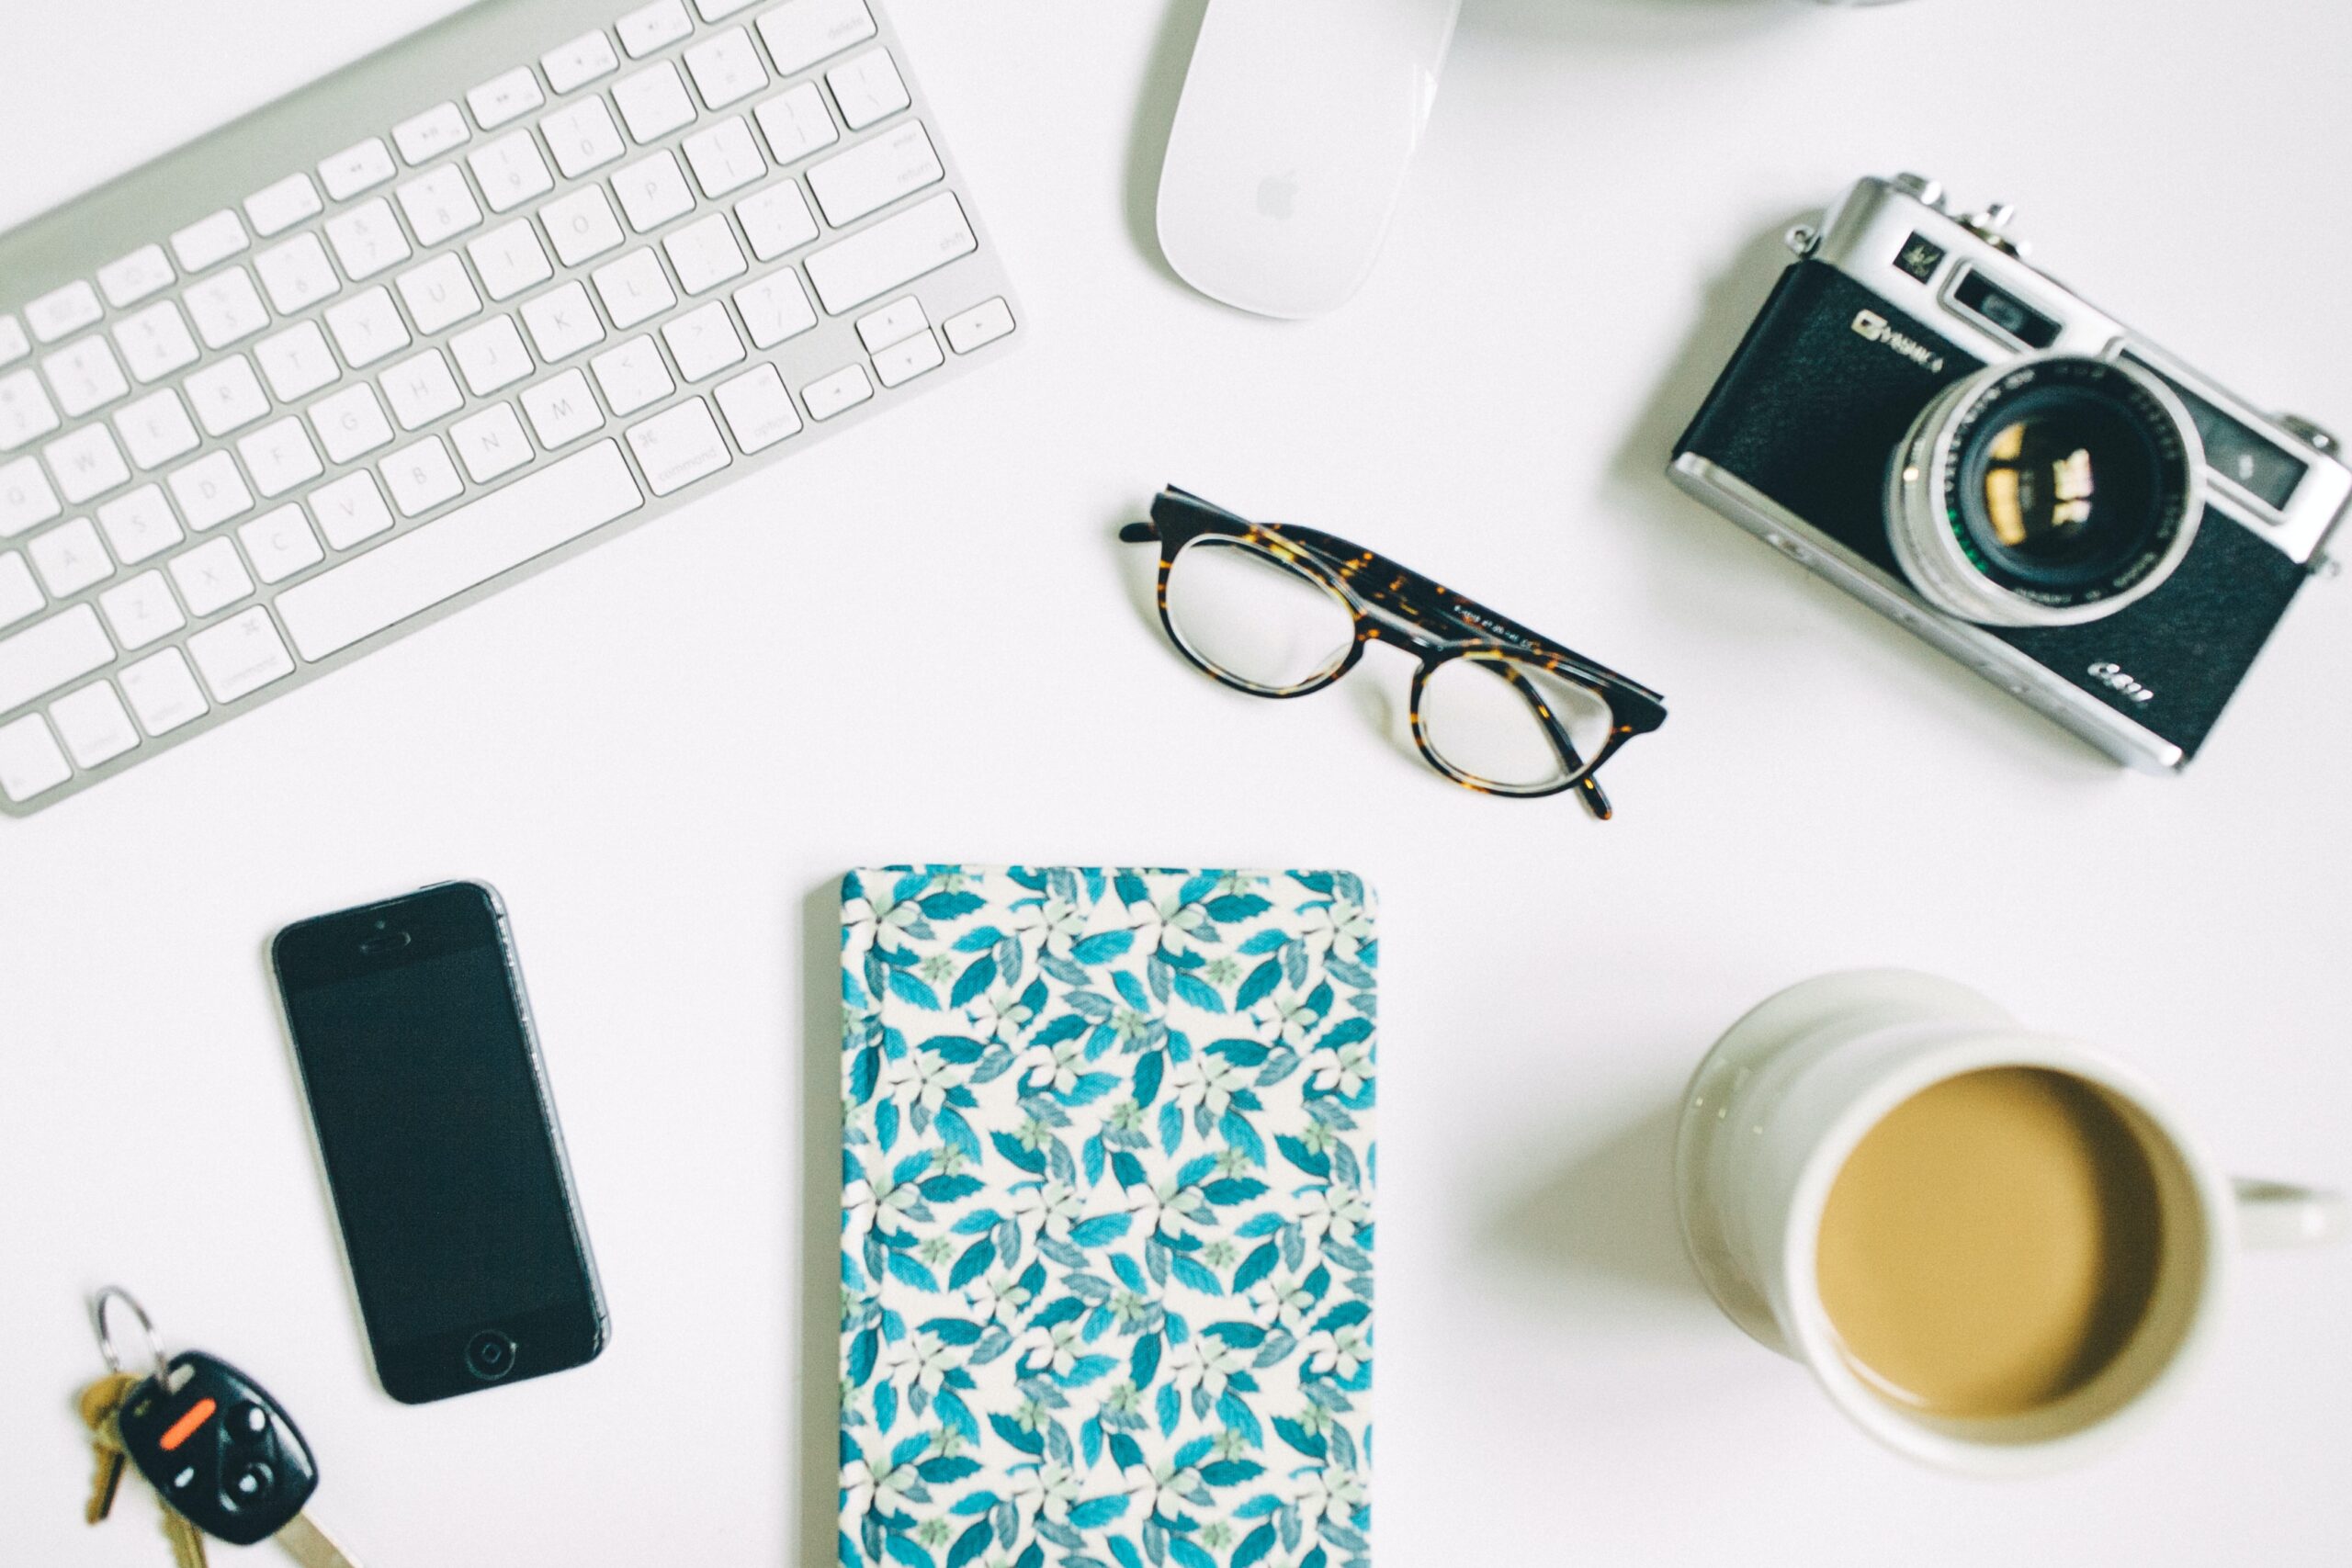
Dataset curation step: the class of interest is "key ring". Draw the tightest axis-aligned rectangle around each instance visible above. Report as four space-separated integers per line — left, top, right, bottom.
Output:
91 1286 170 1381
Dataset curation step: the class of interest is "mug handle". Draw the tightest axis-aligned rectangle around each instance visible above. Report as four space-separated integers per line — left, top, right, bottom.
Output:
2233 1179 2349 1248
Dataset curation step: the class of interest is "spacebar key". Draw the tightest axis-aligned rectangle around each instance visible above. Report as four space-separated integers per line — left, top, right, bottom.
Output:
805 192 977 315
277 441 643 660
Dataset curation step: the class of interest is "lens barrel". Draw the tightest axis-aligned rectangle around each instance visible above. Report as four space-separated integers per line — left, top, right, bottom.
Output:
1886 355 2205 627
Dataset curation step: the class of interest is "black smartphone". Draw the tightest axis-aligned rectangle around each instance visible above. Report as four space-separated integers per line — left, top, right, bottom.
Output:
272 881 607 1404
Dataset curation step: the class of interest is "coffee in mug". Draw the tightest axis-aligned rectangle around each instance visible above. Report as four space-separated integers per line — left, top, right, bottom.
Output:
1675 971 2345 1473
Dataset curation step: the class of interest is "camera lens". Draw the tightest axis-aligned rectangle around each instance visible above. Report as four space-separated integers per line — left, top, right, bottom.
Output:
1886 355 2204 626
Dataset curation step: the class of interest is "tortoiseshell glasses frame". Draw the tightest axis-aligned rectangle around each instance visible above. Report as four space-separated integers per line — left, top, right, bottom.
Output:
1121 487 1668 819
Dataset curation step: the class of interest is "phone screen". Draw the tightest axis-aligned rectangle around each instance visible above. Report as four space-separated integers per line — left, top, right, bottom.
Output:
275 883 603 1401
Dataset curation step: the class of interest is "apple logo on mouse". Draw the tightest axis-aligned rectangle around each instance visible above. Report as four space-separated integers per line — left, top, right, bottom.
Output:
1256 171 1299 221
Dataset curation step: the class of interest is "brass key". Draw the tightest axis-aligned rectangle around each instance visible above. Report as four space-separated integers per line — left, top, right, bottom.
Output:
77 1371 140 1522
159 1504 210 1568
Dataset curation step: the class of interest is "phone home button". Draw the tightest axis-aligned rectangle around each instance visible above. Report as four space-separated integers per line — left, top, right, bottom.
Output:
464 1329 517 1382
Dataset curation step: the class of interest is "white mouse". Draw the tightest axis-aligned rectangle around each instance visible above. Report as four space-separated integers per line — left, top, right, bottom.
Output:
1156 0 1462 320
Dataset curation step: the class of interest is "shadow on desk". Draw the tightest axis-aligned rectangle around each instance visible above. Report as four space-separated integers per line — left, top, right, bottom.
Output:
795 879 845 1568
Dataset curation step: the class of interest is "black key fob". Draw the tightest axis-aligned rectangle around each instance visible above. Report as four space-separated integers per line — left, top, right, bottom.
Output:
117 1350 320 1545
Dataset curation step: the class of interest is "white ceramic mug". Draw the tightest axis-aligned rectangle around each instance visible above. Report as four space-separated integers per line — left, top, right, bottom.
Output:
1674 970 2346 1473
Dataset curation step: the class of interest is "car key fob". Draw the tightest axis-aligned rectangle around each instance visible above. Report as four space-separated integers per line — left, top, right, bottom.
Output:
116 1351 320 1546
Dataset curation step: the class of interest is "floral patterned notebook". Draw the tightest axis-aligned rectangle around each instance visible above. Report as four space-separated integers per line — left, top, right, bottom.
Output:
839 866 1377 1568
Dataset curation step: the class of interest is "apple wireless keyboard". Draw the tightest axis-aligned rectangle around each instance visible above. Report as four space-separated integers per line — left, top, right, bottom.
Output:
0 0 1018 817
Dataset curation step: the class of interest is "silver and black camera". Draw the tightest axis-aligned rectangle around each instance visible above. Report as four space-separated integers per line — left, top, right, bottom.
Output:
1671 173 2352 770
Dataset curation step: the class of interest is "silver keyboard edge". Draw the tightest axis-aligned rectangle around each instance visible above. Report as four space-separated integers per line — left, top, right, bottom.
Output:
1 0 1023 818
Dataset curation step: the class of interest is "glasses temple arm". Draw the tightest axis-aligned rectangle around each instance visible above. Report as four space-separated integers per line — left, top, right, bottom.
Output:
1494 662 1614 821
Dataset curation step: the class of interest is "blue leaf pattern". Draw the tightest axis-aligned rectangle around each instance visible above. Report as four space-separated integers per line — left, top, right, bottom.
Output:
842 867 1375 1568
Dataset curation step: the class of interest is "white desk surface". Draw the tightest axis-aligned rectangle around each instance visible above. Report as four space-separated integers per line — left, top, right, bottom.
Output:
6 1 2348 1562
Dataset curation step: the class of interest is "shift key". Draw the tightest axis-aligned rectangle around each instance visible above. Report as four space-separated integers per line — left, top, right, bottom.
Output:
804 192 975 315
0 604 113 715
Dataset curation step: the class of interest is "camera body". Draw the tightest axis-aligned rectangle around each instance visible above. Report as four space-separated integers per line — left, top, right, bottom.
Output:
1671 174 2352 770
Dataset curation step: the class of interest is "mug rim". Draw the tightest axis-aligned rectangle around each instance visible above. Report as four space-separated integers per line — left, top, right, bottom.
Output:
1775 1030 2233 1474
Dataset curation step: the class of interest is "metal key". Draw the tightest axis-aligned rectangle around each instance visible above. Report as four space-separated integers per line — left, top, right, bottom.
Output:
76 1370 139 1522
160 1506 210 1568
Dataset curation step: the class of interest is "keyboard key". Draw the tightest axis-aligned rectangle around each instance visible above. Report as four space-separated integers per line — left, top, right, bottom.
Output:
0 554 38 638
468 220 554 301
616 0 693 60
396 164 484 247
381 437 466 517
542 97 628 179
185 267 271 350
805 192 975 314
237 416 325 499
872 328 943 388
662 301 745 381
736 182 819 261
311 384 397 464
396 254 483 336
393 101 471 165
311 470 396 548
732 268 817 348
99 570 186 650
0 458 60 536
544 30 620 94
0 713 72 802
325 288 412 369
684 28 768 109
189 606 295 701
613 62 697 143
243 174 322 238
277 440 643 660
468 66 546 130
469 131 556 214
114 389 201 470
27 282 103 345
171 536 255 617
0 369 62 452
97 245 175 309
28 517 112 596
522 369 606 448
615 150 696 231
684 117 766 198
543 186 627 267
325 198 413 280
113 301 202 385
96 485 183 565
239 504 324 583
51 681 139 768
167 450 254 530
45 424 132 504
186 355 271 437
592 248 677 330
0 552 40 626
120 647 209 735
451 402 535 483
450 315 535 395
171 211 254 279
382 349 464 431
802 364 873 421
254 321 341 402
752 84 839 166
758 0 876 76
696 0 761 19
0 317 27 366
319 138 397 200
828 47 910 131
42 336 132 418
0 603 112 713
664 214 747 294
713 362 800 452
591 334 674 415
254 232 343 315
521 281 606 362
626 397 731 495
854 296 925 352
808 119 941 227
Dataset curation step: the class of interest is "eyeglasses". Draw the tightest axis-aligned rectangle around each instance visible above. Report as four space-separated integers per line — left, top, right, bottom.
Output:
1120 488 1668 818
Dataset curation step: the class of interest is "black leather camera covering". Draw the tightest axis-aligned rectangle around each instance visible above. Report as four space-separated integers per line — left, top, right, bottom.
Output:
1676 260 2308 759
